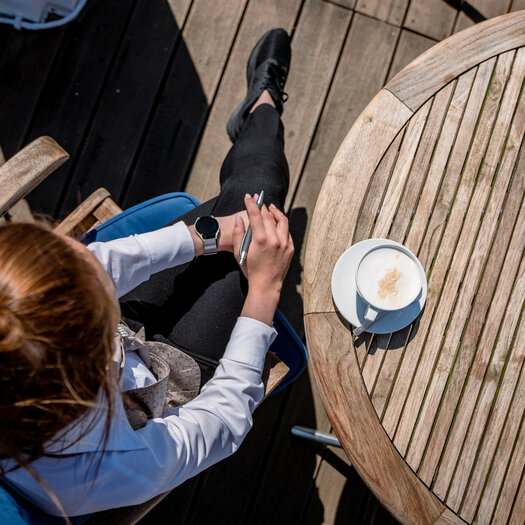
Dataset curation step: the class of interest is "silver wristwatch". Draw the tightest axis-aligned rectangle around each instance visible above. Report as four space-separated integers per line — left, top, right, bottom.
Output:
194 216 220 255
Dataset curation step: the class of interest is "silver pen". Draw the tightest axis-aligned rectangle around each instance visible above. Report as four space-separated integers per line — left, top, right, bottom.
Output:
239 191 264 266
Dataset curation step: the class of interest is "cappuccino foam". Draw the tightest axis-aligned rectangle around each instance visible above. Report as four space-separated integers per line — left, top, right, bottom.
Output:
357 247 420 310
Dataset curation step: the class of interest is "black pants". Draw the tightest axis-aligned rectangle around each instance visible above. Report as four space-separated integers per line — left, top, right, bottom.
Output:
120 104 289 383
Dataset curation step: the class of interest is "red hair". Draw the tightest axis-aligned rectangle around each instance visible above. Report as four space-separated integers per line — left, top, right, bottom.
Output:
0 222 119 494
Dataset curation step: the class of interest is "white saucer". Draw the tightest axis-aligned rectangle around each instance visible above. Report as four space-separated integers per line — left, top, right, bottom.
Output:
331 239 427 334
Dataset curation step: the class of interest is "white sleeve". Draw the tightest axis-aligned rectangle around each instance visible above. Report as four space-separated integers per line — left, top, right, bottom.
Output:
130 317 277 492
12 317 279 516
87 221 195 298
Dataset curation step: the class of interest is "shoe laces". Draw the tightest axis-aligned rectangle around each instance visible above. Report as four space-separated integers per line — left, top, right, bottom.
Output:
265 61 288 104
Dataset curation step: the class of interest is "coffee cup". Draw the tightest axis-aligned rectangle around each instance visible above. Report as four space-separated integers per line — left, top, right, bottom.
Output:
355 243 424 323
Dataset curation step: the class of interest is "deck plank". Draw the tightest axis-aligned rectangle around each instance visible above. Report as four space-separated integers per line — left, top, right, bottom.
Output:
57 0 193 215
282 0 352 211
21 0 140 217
0 23 65 159
184 0 303 202
386 29 436 82
404 0 457 41
5 2 524 524
354 0 409 26
121 0 247 208
290 12 399 309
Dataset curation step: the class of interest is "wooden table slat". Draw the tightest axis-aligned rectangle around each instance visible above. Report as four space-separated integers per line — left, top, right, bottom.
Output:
418 138 525 488
304 312 445 525
432 95 525 507
380 57 496 440
506 422 525 525
304 89 412 314
388 82 456 245
468 321 525 524
404 68 476 254
402 47 525 470
365 71 478 419
443 256 525 513
372 99 431 238
386 10 525 111
393 49 516 457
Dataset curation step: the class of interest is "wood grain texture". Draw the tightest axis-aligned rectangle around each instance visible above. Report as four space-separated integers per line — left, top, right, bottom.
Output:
54 187 114 236
355 0 409 25
0 137 69 216
380 58 495 442
304 89 412 314
58 0 193 214
360 82 456 399
291 12 399 304
393 49 515 458
416 47 525 487
404 0 457 41
304 312 445 525
386 10 525 110
21 0 141 217
184 0 302 202
402 48 525 471
282 0 352 211
387 30 436 83
122 0 248 208
491 410 525 523
304 12 525 524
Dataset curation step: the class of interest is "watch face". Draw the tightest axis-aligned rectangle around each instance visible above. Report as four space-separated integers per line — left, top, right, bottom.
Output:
195 216 219 239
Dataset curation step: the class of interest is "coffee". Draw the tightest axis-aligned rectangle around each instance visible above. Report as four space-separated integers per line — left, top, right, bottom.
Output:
356 247 421 310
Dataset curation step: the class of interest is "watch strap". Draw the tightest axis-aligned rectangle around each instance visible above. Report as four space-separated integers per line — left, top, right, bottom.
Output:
203 237 218 255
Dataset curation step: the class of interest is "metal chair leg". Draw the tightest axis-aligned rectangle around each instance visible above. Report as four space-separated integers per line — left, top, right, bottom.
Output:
291 426 341 447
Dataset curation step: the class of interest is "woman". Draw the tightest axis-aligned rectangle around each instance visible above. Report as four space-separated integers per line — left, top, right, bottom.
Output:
0 28 294 516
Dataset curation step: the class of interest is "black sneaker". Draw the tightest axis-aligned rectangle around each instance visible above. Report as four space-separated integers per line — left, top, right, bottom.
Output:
226 28 291 142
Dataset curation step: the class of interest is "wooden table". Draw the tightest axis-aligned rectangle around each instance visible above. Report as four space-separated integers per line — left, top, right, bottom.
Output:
303 11 525 525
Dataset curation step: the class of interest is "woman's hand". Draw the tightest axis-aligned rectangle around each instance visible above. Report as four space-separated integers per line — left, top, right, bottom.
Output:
232 194 294 326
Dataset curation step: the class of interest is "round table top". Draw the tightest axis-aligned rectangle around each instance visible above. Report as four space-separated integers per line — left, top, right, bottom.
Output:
303 11 525 525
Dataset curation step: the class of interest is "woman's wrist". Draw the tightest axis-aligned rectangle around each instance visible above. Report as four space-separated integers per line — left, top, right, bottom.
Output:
187 225 204 257
240 287 280 326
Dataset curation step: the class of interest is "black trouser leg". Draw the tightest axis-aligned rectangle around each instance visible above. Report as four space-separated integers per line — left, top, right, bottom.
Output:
120 104 289 383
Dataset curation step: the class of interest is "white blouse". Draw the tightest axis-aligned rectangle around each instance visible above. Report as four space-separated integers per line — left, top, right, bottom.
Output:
3 222 276 516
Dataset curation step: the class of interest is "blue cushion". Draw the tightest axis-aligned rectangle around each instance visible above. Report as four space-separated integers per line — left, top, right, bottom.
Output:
80 192 200 244
85 192 306 393
0 481 88 524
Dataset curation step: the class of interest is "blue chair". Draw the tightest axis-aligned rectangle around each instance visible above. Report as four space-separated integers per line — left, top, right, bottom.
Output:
0 480 88 524
83 192 307 394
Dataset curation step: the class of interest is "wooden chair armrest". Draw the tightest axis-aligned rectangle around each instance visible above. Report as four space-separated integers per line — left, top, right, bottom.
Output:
54 188 122 237
262 350 289 398
0 137 69 216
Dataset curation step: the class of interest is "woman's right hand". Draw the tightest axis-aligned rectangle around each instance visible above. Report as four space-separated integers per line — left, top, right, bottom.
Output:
233 194 294 326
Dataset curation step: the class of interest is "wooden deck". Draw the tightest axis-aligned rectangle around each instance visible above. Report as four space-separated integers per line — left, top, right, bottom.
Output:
0 1 523 523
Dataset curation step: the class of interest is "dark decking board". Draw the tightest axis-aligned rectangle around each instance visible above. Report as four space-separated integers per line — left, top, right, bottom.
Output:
0 0 520 523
